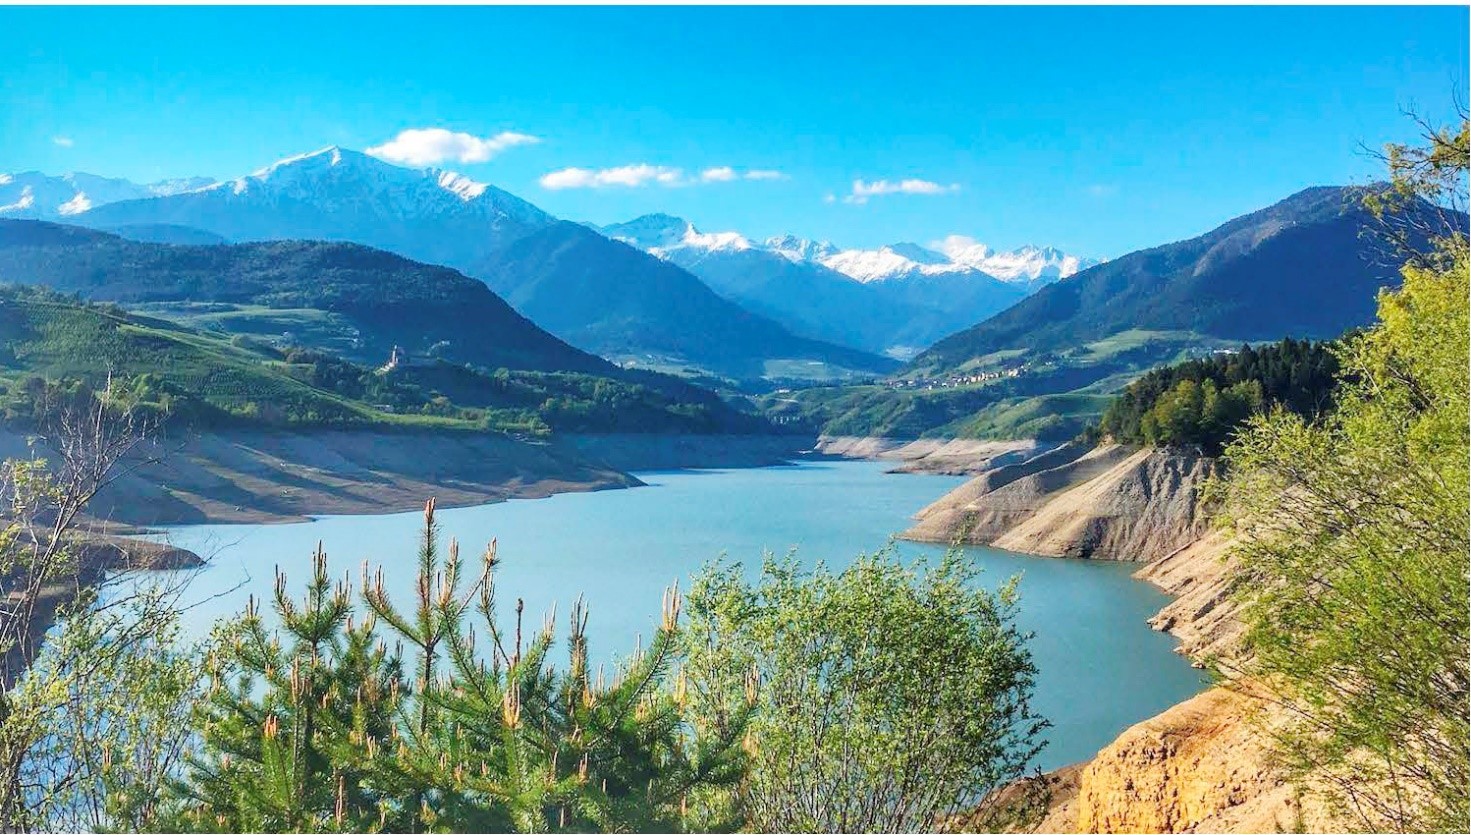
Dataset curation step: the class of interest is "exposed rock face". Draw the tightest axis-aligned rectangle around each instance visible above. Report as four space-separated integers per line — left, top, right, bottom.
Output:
941 443 1347 833
1134 531 1245 662
903 443 1220 561
1071 687 1338 834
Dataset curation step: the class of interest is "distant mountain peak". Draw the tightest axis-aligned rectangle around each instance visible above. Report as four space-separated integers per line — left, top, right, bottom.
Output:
0 170 221 219
764 234 840 263
601 213 695 250
887 242 949 265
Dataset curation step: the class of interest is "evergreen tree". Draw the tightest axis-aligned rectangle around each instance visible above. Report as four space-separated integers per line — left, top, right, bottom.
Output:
167 499 751 833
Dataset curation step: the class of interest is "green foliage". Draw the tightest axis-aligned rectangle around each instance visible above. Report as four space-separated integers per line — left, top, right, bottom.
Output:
946 393 1115 441
1099 338 1338 453
168 500 751 833
0 583 203 833
1220 116 1469 831
682 550 1046 832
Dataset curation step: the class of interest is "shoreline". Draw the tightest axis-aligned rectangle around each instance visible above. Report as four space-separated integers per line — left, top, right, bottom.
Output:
2 535 203 688
36 428 819 530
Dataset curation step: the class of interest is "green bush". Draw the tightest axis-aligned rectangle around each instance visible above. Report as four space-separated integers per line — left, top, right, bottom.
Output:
681 550 1046 832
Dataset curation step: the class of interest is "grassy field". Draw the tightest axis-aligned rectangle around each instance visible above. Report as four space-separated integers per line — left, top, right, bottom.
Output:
128 302 369 358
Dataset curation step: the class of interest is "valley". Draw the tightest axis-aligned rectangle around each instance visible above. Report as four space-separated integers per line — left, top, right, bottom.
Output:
1 87 1465 834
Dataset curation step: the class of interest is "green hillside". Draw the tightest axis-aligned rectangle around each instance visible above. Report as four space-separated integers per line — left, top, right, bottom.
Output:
0 285 770 436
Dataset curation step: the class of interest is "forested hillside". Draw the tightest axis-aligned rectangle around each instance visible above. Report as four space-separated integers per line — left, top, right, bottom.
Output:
1097 338 1341 453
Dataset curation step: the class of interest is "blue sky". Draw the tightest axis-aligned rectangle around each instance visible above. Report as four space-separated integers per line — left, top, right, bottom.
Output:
2 5 1466 257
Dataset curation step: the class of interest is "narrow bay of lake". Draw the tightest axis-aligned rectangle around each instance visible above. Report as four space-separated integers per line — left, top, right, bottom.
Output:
147 458 1206 770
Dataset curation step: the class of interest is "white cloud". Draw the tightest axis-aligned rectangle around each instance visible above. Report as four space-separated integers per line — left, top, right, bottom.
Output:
52 136 74 148
541 164 785 190
1085 183 1119 198
365 127 539 166
843 177 961 205
933 234 984 255
540 164 685 190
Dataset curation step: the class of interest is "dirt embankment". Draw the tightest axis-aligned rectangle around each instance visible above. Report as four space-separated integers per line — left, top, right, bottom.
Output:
1057 685 1338 834
814 435 1041 474
903 443 1220 561
926 442 1342 833
567 433 811 472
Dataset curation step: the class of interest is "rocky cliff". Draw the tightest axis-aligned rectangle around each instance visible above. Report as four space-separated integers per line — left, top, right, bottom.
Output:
903 443 1220 561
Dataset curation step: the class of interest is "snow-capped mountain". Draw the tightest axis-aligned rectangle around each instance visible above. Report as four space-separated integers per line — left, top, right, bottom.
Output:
601 214 1096 290
14 150 888 381
818 239 1097 287
74 146 553 275
934 235 1096 284
0 171 217 218
596 215 1044 356
764 234 840 264
603 213 756 256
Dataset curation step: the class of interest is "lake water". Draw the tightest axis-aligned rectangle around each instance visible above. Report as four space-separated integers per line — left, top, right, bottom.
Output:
145 458 1206 771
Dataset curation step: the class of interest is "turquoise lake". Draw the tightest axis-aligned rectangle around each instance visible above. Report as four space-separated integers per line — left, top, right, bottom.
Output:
146 458 1207 771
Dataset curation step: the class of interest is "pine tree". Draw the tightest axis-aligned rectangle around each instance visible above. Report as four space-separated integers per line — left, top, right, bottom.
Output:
166 498 752 832
170 545 407 832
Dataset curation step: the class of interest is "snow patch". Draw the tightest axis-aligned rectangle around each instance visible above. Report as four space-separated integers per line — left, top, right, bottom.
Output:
57 192 91 215
0 186 35 213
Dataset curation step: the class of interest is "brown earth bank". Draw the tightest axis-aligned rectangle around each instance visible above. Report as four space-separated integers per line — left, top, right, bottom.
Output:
902 443 1220 561
1038 687 1340 834
566 432 812 472
2 424 812 529
813 435 1042 474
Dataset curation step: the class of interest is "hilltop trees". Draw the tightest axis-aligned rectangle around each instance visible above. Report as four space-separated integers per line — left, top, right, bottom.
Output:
1098 338 1340 453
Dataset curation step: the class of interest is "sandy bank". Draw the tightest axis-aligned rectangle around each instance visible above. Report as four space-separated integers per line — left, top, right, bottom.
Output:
814 435 1042 474
1 425 818 529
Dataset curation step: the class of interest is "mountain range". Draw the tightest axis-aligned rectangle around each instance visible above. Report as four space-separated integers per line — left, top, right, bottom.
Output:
0 171 217 218
1 149 1094 375
0 219 610 375
911 185 1429 376
599 214 1095 356
769 184 1454 441
3 149 913 381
